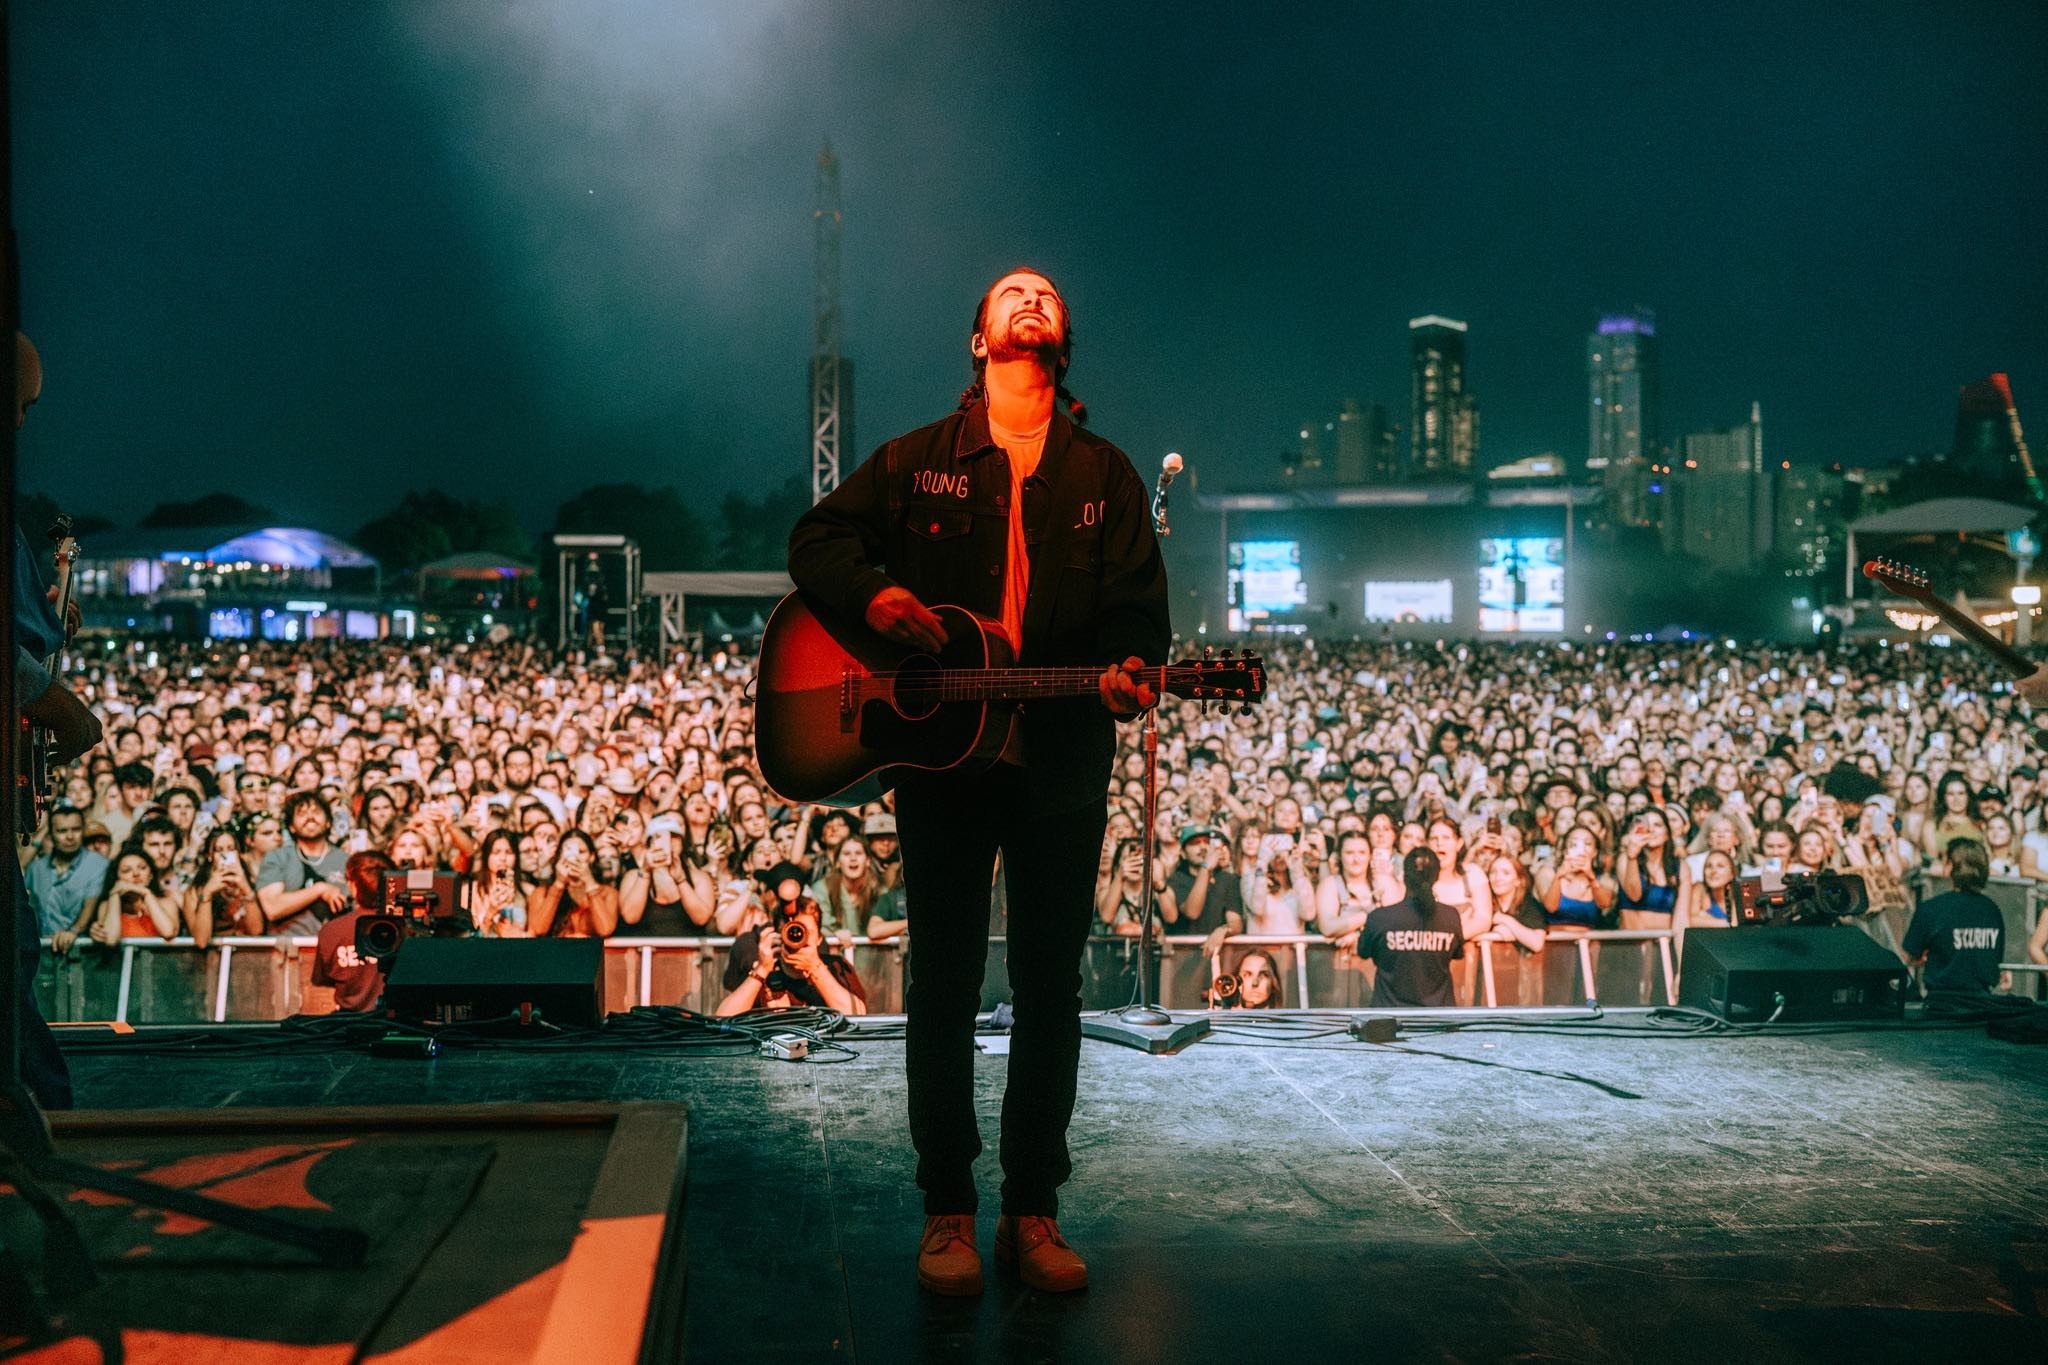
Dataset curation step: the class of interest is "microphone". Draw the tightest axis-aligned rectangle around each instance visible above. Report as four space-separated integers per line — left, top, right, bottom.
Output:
1152 452 1184 537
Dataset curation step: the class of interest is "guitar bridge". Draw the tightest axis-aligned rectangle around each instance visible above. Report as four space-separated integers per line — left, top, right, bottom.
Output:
840 667 859 733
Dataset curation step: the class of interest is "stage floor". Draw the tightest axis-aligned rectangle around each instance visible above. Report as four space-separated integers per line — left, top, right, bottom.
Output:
50 1013 2048 1364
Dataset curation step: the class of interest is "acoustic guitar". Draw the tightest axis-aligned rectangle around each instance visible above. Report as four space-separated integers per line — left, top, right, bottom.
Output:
1862 556 2048 749
753 592 1266 805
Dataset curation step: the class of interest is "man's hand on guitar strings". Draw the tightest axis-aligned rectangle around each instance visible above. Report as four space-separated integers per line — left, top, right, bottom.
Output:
864 586 949 654
1099 656 1157 718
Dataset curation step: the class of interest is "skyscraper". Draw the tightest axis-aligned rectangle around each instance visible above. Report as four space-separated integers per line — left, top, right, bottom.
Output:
1774 465 1844 578
1408 316 1477 479
1334 399 1397 483
1670 402 1770 573
1586 311 1659 475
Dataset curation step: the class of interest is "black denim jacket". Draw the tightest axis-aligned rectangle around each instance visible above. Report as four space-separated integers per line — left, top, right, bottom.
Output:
787 401 1171 811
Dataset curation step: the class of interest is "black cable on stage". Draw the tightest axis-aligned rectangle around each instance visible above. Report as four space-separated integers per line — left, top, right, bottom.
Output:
54 1004 867 1064
57 1000 2029 1065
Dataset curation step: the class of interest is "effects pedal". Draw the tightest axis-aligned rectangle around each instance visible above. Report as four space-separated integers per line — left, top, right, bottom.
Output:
757 1033 811 1062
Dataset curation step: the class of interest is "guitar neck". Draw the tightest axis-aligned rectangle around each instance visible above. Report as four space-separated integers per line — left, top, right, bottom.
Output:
1919 596 2034 677
915 666 1153 703
46 540 79 665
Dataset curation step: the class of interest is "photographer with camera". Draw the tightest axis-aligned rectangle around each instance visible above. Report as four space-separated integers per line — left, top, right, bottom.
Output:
1208 948 1282 1009
313 850 397 1012
715 860 866 1016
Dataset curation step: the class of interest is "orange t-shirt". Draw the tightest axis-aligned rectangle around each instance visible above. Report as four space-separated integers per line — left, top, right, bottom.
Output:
988 411 1049 651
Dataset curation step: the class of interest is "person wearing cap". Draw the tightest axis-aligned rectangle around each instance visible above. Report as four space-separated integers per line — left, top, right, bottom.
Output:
862 811 904 892
1164 824 1243 943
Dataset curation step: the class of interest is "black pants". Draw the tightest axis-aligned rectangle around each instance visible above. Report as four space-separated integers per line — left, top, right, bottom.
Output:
15 894 72 1110
894 765 1105 1217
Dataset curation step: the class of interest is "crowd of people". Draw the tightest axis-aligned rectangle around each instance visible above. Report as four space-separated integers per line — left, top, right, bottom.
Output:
19 633 2047 1013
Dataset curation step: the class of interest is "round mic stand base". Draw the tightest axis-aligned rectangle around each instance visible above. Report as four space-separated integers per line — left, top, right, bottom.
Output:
1078 699 1210 1055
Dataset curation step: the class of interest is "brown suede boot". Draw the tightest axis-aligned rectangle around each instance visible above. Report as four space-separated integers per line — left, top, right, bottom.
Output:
916 1214 983 1296
995 1215 1088 1293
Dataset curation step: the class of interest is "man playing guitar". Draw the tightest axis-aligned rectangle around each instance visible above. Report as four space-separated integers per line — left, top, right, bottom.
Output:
788 269 1170 1296
12 332 102 1110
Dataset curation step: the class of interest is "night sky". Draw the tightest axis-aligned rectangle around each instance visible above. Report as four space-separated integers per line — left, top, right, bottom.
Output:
11 1 2046 531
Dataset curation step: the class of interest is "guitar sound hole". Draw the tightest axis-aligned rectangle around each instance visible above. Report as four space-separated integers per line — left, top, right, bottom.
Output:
890 655 944 720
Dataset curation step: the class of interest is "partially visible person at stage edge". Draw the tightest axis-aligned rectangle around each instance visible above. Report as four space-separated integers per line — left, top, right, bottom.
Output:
12 331 103 1110
1901 839 2009 1011
1209 948 1282 1009
716 861 866 1016
788 267 1170 1297
1359 847 1467 1009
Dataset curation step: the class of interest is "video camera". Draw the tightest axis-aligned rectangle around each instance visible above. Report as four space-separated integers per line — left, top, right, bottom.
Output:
355 869 468 961
1210 972 1241 1009
1733 871 1869 928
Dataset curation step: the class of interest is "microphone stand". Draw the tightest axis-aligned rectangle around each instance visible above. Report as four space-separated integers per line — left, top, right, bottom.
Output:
1081 462 1211 1055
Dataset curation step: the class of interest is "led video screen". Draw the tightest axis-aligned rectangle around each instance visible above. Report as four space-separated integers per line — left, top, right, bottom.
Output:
1477 537 1564 633
1227 540 1306 629
1364 579 1454 624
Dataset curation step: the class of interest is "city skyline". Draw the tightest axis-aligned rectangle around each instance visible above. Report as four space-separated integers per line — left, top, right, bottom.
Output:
11 2 2044 529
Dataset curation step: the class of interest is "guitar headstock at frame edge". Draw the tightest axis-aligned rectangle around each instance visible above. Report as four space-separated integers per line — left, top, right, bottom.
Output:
1860 557 1933 606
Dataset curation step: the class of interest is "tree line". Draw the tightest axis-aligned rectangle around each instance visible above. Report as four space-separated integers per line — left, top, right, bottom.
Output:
18 478 817 576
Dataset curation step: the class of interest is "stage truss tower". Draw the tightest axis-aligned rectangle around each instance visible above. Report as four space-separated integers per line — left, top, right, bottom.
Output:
810 141 845 502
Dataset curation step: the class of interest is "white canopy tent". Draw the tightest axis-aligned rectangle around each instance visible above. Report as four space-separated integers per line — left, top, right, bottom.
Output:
1845 496 2039 599
641 570 794 641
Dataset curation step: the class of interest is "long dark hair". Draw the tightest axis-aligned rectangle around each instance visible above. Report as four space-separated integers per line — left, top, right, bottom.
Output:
474 828 520 889
1631 806 1682 885
1230 948 1284 1009
958 267 1087 424
1403 846 1441 918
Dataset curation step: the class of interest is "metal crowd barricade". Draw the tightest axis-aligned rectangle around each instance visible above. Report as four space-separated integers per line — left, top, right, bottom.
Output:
35 935 910 1024
1159 929 1678 1010
42 918 2044 1022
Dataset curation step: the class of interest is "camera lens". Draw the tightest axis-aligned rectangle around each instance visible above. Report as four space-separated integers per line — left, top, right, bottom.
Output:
361 917 403 958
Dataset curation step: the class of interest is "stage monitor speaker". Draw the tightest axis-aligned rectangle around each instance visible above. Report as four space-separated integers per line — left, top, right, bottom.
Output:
383 938 604 1028
1678 927 1907 1023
